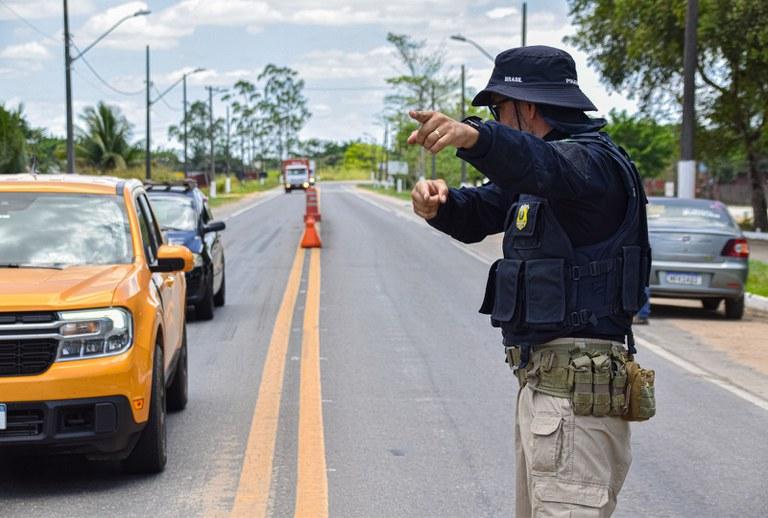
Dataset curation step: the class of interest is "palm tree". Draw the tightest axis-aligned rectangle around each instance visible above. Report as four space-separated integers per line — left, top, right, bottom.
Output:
76 102 140 170
0 104 28 174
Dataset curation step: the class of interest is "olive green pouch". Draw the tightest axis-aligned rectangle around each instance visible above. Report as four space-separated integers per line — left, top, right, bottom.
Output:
570 354 593 416
622 360 656 422
610 354 628 416
591 353 612 417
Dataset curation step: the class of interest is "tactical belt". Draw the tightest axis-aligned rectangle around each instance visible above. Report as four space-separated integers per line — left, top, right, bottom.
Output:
506 338 638 418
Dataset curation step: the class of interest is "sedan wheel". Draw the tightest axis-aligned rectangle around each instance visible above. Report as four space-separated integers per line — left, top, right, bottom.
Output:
725 295 745 320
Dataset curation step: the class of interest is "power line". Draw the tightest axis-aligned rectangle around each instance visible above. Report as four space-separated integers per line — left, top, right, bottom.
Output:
71 42 144 96
0 0 60 43
153 85 182 112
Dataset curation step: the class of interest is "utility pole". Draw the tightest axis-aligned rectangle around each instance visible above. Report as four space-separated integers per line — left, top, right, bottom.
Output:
63 0 74 174
678 0 698 198
430 83 436 180
460 64 467 185
183 74 188 177
522 2 527 47
207 86 216 198
383 123 389 183
145 46 151 180
225 105 231 176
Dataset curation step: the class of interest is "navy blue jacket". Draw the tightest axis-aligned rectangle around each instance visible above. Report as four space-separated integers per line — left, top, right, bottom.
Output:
428 120 633 342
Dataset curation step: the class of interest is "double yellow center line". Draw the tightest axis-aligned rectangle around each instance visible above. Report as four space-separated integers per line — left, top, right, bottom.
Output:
231 246 327 518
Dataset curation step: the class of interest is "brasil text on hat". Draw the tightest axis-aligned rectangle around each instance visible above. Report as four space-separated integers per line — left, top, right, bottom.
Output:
472 45 597 111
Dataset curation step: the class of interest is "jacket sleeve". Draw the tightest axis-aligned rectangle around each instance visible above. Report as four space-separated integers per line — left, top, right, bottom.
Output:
426 182 511 244
457 121 602 200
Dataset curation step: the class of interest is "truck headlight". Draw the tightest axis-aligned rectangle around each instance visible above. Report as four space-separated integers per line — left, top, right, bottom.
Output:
193 252 204 268
56 308 133 361
302 182 309 189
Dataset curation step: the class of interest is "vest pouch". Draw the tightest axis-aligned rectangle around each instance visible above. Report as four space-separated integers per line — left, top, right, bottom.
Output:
524 259 566 327
505 201 541 250
621 246 641 312
483 259 523 325
591 353 611 417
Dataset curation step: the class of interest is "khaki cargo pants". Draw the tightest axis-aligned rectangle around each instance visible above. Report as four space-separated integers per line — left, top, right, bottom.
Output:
513 340 632 518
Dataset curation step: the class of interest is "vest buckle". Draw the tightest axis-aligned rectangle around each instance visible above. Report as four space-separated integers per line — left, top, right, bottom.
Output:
589 261 600 276
571 266 581 281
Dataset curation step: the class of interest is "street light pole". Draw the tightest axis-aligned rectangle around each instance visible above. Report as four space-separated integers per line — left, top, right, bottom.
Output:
522 2 527 47
450 34 494 62
63 0 74 174
460 64 467 185
678 0 698 198
62 5 151 174
183 74 188 177
145 45 151 180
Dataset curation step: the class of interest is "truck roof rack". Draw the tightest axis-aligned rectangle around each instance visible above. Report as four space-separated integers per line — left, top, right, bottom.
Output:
143 179 197 192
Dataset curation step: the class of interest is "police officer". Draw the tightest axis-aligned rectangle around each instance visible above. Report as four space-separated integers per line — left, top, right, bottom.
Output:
407 46 651 517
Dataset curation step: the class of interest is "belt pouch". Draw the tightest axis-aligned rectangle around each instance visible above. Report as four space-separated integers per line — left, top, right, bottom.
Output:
591 353 611 417
622 361 656 422
570 354 593 416
610 353 628 416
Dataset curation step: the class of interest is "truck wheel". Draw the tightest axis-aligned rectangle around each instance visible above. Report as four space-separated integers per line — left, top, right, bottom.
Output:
196 277 215 320
214 269 226 307
167 326 188 412
701 299 721 311
725 295 745 320
123 344 167 474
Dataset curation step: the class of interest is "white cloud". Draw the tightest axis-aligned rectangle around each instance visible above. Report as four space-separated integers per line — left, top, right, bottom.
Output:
0 41 51 60
0 0 94 20
486 7 519 19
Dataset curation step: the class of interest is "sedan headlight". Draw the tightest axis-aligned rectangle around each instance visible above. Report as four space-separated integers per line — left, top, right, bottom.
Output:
56 308 133 361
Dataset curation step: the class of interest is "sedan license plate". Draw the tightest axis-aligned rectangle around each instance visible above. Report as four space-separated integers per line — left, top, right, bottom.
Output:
0 404 6 430
665 272 703 286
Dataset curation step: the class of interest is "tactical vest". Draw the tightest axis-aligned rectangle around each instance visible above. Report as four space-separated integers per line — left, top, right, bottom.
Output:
479 132 651 356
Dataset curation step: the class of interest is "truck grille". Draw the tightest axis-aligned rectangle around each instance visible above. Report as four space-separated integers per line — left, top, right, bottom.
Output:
0 339 59 376
0 312 60 376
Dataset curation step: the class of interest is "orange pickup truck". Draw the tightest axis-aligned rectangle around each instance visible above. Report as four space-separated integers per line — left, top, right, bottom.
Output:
0 175 192 473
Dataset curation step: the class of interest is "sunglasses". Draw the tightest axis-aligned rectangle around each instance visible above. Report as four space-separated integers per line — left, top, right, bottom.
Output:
488 99 513 121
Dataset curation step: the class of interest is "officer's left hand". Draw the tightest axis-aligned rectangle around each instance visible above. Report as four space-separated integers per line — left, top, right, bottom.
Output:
407 111 479 154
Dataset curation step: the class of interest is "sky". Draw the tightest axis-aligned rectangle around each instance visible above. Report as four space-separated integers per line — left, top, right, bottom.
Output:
0 0 638 151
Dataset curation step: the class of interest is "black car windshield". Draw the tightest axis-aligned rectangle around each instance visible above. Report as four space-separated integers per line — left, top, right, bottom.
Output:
148 194 197 231
0 192 133 267
647 199 737 230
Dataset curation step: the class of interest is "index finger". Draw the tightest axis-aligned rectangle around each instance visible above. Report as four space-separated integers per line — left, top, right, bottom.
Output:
409 110 434 124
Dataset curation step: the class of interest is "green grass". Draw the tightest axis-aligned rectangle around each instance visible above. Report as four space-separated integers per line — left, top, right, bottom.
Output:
319 167 371 182
358 183 412 202
747 259 768 296
202 173 279 208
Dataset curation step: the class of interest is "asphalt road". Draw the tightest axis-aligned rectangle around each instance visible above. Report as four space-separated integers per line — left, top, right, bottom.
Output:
1 183 767 517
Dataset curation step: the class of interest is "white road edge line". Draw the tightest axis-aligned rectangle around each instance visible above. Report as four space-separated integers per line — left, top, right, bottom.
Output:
635 336 768 412
224 191 281 221
352 186 768 412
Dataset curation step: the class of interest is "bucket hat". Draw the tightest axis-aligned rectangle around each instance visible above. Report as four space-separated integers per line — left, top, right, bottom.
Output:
472 45 597 111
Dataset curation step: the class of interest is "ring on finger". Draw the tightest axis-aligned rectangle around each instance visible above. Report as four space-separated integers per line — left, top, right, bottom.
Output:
433 128 441 138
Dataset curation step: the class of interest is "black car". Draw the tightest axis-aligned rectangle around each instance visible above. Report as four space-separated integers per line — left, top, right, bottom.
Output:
146 181 226 320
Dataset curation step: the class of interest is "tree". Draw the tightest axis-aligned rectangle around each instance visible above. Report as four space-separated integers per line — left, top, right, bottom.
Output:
258 64 311 160
566 0 768 229
76 102 140 171
604 109 676 178
168 100 224 170
0 104 27 174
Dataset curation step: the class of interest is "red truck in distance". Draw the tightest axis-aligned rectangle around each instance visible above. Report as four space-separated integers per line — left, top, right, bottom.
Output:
282 159 316 193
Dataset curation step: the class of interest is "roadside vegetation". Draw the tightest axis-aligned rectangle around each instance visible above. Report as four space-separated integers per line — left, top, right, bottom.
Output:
747 260 768 297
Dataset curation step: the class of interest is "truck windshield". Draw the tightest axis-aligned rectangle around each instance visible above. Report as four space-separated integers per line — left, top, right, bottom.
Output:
287 168 307 179
0 193 133 267
148 194 197 231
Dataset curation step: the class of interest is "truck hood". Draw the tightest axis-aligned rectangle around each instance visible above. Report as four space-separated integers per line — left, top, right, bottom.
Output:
0 264 137 311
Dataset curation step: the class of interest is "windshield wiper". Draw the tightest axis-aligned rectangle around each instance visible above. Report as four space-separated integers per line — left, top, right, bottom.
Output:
0 263 64 270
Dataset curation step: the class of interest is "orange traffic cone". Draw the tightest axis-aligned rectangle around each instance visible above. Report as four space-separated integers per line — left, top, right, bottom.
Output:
304 187 322 222
301 215 322 248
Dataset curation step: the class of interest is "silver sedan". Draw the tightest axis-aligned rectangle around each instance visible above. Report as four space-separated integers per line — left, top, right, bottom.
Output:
648 197 749 319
